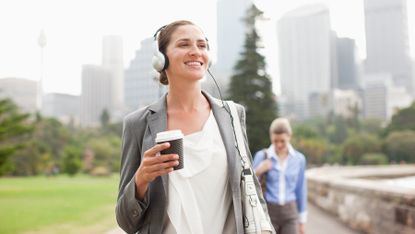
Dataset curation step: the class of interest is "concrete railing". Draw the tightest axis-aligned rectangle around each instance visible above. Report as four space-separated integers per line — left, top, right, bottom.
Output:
307 165 415 234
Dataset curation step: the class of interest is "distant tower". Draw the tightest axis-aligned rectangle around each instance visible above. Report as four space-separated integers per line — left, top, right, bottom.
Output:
102 35 124 121
364 0 413 95
37 29 47 110
277 5 332 119
213 0 251 92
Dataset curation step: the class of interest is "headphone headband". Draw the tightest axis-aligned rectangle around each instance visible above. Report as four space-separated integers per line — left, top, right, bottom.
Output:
153 25 167 40
152 24 211 72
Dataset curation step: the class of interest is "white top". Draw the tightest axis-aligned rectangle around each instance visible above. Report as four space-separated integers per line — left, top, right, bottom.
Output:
162 111 236 234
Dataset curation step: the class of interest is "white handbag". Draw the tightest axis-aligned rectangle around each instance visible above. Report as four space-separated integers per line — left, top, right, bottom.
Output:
226 101 274 234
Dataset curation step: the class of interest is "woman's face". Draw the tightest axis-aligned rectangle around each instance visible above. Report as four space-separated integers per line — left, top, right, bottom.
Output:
271 133 291 153
165 25 209 83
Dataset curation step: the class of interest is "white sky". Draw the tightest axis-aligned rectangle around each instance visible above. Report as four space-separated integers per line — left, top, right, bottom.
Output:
1 0 415 95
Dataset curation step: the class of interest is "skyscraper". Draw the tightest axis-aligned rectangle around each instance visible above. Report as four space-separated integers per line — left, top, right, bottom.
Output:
277 4 332 119
124 38 165 112
336 37 359 90
213 0 251 93
102 35 124 120
80 65 112 127
364 0 413 95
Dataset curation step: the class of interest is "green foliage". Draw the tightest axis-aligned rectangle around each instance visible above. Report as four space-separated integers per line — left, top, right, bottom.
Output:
293 124 320 139
359 153 388 165
384 102 415 135
86 135 121 173
360 118 384 135
341 133 382 165
100 108 110 128
0 98 33 175
227 4 278 153
61 146 82 176
9 117 72 176
293 138 328 166
383 130 415 163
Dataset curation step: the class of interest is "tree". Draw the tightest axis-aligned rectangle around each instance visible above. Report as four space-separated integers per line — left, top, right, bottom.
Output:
384 102 415 136
0 98 33 175
341 133 382 165
9 115 80 176
86 135 121 173
227 4 278 154
293 138 328 166
383 131 415 163
293 124 320 139
100 108 110 128
60 145 81 176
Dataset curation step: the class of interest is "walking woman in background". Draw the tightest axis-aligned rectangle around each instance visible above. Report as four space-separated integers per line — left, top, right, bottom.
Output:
115 20 273 234
253 118 307 234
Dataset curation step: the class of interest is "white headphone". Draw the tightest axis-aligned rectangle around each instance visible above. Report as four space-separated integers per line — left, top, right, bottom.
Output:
152 25 168 72
152 25 212 72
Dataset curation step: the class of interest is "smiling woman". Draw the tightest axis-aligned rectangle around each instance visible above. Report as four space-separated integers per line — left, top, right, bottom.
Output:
115 20 274 234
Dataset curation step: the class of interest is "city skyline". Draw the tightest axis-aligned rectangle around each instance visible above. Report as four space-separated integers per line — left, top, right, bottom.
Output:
1 0 415 96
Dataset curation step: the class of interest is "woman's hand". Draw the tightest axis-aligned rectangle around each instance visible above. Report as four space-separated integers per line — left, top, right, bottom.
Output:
134 142 179 200
255 159 272 177
299 223 305 234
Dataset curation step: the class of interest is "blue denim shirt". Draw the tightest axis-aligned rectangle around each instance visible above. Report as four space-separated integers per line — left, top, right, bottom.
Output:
253 144 307 223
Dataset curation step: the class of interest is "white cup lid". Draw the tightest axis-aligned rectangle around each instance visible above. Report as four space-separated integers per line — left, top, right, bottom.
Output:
155 130 184 143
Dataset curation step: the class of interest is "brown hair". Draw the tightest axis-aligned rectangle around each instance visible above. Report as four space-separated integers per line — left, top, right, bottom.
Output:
156 20 196 85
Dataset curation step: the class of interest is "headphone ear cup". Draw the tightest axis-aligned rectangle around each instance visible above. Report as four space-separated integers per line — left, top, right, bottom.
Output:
152 50 165 72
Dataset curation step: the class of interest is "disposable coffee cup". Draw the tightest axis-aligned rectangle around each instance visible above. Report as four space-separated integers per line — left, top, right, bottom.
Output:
155 130 184 170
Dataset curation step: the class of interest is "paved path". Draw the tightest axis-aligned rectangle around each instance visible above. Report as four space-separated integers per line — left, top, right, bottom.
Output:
306 203 361 234
108 203 361 234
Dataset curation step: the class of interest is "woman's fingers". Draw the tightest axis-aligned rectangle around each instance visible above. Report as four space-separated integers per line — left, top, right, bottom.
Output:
143 142 170 158
147 159 179 172
137 143 180 183
143 153 179 166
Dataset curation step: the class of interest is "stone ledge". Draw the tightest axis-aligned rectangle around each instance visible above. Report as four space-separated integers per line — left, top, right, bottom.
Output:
307 165 415 234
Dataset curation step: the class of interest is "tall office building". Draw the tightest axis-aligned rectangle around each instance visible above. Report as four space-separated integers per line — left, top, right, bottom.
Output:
124 38 165 112
336 37 359 90
102 35 124 120
0 77 38 113
80 65 112 127
213 0 251 93
42 93 80 124
277 4 332 119
364 0 413 95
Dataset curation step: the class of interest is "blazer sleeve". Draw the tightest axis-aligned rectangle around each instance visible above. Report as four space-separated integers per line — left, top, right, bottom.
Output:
236 104 276 234
115 116 150 234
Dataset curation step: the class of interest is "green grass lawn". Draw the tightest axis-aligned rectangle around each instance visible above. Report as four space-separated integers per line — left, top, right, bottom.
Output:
0 174 120 234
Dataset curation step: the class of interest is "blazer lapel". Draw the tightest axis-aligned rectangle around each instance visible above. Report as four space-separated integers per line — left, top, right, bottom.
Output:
146 94 169 194
203 91 241 193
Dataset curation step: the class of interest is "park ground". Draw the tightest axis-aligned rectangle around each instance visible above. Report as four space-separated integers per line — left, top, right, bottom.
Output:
1 175 360 234
0 175 119 234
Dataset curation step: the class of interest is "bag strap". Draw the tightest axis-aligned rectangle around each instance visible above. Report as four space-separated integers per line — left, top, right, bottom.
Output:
226 101 251 170
260 149 268 194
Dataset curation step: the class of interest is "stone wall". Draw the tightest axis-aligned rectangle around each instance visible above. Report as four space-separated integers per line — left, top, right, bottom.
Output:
307 165 415 234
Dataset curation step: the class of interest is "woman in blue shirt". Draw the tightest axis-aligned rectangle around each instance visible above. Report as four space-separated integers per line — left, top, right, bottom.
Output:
253 118 307 234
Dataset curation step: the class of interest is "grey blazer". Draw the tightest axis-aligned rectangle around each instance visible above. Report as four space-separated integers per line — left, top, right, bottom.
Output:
115 91 273 234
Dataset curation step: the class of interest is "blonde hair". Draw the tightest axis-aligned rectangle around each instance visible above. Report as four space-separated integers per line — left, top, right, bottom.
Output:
269 117 292 136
